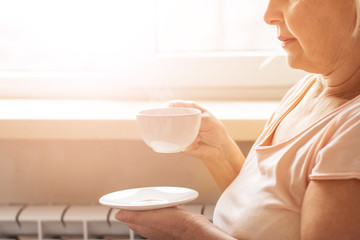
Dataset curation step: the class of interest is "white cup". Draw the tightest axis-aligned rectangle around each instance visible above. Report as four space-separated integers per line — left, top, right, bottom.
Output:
136 107 201 153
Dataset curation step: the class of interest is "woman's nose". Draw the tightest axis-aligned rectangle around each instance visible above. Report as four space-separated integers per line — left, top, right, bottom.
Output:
263 0 283 26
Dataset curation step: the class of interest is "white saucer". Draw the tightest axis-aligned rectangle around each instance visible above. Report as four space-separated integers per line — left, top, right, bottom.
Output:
99 186 199 211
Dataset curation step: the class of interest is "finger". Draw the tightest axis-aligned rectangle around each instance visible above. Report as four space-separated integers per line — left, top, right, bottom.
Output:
115 208 175 225
116 209 179 240
115 210 142 224
183 136 201 152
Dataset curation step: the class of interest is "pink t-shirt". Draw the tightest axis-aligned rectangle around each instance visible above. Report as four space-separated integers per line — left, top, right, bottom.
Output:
213 75 360 240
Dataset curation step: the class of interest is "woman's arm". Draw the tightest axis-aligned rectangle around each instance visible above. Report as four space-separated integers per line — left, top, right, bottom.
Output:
193 128 245 191
115 207 237 240
168 100 245 191
301 179 360 240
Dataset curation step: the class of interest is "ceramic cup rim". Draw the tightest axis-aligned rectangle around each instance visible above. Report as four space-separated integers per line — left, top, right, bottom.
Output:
137 107 201 118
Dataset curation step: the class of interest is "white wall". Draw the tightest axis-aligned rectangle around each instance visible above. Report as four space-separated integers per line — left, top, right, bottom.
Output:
0 140 253 205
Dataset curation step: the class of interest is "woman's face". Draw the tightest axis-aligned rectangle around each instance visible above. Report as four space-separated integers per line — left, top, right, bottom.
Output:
264 0 359 75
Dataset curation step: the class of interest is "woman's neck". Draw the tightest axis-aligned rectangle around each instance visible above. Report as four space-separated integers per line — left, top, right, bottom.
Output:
319 62 360 100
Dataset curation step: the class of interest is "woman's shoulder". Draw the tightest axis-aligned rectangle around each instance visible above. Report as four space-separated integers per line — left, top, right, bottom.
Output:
309 95 360 181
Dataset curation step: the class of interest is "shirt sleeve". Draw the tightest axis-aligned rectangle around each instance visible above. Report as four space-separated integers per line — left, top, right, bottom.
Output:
309 107 360 180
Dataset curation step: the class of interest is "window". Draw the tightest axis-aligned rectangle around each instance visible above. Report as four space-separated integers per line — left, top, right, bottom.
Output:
156 0 277 52
0 0 305 100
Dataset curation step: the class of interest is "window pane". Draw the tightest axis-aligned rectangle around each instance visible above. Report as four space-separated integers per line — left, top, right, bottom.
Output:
156 0 277 52
0 0 303 100
0 0 155 71
0 0 277 72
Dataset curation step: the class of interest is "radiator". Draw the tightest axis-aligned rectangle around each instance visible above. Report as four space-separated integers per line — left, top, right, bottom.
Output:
0 203 215 240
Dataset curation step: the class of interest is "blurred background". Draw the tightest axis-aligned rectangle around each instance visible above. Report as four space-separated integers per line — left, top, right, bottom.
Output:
0 0 305 204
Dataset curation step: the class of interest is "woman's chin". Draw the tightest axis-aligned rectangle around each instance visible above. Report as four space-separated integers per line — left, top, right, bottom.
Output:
285 54 312 73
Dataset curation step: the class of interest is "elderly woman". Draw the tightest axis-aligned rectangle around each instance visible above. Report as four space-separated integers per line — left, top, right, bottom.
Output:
116 0 360 239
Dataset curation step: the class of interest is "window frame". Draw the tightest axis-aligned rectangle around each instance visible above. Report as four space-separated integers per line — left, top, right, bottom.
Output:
0 52 306 101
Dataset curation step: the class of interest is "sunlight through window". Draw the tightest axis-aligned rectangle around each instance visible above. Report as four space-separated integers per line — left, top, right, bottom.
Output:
0 0 301 100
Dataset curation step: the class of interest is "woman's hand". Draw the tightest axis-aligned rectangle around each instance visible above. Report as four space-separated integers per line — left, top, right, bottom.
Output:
168 100 230 160
168 100 245 191
115 207 235 240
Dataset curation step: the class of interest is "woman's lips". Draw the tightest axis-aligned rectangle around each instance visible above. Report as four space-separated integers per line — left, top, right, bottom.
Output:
278 36 296 47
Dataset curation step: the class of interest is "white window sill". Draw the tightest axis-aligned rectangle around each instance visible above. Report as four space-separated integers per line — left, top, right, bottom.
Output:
0 100 279 141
